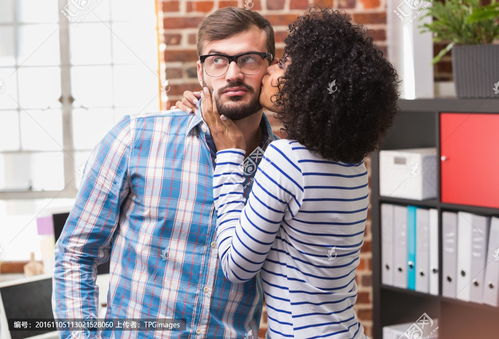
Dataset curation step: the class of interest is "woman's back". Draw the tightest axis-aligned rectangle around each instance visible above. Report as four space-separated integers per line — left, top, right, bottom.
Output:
257 139 369 338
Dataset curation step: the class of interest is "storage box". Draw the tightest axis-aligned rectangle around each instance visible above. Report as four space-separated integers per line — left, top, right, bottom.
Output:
382 317 439 339
380 148 437 200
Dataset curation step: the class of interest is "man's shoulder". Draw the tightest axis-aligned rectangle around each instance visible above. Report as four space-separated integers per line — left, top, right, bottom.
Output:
127 109 199 132
131 109 193 122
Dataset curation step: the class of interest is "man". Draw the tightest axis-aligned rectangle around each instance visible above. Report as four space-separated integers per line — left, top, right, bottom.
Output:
52 7 276 339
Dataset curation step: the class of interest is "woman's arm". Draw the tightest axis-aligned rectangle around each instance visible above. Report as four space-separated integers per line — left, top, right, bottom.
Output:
213 140 303 282
198 87 303 282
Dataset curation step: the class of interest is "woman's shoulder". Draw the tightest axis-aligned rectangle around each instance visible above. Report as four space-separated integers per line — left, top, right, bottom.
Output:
264 139 303 173
268 139 303 151
271 140 367 169
266 139 304 159
269 139 316 159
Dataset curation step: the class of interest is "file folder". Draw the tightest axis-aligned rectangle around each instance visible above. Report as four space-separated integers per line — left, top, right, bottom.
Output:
381 204 395 286
483 217 499 306
442 211 458 298
469 215 490 303
393 205 408 288
429 209 439 295
407 206 417 290
457 212 473 301
416 208 430 293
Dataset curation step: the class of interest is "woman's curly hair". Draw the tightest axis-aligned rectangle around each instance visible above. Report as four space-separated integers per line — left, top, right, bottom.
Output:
274 8 399 163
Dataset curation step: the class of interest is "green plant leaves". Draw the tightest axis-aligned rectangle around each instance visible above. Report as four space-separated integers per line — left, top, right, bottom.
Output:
467 2 499 23
418 0 498 63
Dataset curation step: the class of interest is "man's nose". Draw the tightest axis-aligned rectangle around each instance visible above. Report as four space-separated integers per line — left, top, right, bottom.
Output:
225 61 244 82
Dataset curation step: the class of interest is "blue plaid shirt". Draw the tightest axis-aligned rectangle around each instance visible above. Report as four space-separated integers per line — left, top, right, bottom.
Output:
52 107 276 338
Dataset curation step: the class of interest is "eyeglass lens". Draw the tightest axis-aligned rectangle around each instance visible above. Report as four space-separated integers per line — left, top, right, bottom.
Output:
204 53 267 77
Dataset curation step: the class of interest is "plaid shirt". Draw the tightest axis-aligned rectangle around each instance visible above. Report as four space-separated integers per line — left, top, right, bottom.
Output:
52 107 276 338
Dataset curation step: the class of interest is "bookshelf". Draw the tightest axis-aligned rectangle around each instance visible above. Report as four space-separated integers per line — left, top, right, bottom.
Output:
371 98 499 339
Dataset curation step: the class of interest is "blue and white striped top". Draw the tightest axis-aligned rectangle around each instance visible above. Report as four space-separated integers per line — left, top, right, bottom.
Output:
213 139 369 339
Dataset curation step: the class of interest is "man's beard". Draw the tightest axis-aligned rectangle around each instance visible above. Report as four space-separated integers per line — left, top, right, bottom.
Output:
205 80 262 121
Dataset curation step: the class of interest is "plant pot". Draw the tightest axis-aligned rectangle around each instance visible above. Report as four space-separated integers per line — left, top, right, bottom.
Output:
452 44 499 98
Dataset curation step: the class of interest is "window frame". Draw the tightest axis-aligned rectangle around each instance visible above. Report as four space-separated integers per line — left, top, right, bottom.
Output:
0 0 162 200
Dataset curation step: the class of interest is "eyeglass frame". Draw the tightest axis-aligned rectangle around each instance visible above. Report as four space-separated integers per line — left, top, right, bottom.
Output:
199 51 274 77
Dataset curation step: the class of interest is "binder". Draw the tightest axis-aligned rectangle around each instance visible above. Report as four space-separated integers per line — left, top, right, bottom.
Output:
382 319 439 339
381 204 395 286
457 212 473 301
416 208 430 293
407 206 417 290
429 209 439 295
483 217 499 306
469 215 490 303
442 211 458 298
393 205 408 288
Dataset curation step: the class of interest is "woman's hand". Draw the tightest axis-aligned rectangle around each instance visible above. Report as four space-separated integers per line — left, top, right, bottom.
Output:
201 87 246 152
172 90 201 113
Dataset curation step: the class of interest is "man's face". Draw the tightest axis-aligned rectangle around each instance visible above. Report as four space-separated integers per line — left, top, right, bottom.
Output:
197 26 270 120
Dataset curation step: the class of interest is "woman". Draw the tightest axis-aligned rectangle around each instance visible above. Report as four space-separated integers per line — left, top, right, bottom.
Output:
179 9 397 338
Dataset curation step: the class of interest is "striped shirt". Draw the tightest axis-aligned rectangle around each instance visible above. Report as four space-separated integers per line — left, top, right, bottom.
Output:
213 139 369 339
52 109 276 338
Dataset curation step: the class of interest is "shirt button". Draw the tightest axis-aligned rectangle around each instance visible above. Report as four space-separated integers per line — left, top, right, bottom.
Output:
196 328 202 335
210 241 216 248
160 248 168 261
203 286 211 294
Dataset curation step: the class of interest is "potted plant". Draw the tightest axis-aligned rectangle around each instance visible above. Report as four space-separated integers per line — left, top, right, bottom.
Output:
419 0 499 98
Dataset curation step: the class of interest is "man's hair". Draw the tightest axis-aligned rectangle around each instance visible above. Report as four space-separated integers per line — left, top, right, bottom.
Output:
197 7 275 57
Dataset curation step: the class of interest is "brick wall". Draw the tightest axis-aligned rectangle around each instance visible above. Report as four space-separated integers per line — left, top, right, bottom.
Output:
434 42 453 81
159 0 385 337
160 0 389 111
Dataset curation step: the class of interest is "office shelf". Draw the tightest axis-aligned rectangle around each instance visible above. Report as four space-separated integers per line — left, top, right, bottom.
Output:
378 197 439 208
380 284 439 299
371 98 499 339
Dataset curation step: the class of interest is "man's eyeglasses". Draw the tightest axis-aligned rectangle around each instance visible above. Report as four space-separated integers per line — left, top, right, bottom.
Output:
200 52 273 77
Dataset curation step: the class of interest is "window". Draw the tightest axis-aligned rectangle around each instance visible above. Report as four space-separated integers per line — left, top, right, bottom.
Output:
0 0 161 261
0 0 160 196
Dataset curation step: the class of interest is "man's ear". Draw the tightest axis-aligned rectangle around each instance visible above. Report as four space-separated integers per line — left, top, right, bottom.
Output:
196 60 204 87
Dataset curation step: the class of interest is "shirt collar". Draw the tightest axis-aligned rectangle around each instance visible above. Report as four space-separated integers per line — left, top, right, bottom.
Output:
186 100 277 148
186 101 205 135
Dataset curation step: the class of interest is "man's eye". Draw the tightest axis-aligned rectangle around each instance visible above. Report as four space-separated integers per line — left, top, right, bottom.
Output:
240 55 258 65
212 57 227 65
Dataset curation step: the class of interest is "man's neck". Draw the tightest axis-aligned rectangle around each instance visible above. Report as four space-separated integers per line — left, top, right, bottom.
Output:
234 110 264 157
